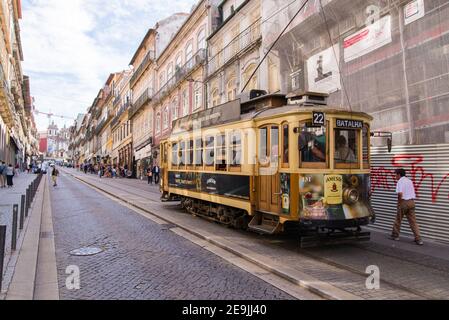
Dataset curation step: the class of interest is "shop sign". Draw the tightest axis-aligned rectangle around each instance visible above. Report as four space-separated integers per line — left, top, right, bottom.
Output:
343 15 391 62
404 0 425 25
306 44 341 94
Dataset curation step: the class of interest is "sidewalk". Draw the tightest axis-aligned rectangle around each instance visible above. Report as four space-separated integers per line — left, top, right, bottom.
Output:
64 168 449 300
0 172 43 298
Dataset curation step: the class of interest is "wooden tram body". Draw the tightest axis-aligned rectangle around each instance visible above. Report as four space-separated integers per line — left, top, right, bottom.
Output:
160 92 375 245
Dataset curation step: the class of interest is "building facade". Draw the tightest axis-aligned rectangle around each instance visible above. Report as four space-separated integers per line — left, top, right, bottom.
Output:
0 0 39 167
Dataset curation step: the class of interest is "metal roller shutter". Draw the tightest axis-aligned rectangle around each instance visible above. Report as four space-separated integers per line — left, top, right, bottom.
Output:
370 144 449 243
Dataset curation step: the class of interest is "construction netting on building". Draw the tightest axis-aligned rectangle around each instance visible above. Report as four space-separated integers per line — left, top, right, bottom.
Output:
263 0 449 145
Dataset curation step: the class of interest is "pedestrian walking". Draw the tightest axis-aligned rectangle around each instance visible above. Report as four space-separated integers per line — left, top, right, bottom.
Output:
391 168 423 245
147 166 153 184
0 161 6 188
51 166 59 187
5 164 15 188
152 164 160 184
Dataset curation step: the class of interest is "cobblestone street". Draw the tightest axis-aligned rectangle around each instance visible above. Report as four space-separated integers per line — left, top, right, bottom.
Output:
50 172 295 300
60 168 449 300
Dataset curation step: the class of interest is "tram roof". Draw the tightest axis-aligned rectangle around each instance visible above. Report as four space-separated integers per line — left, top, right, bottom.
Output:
244 104 373 122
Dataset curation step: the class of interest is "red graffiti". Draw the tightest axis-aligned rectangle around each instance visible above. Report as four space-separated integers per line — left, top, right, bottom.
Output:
371 154 449 203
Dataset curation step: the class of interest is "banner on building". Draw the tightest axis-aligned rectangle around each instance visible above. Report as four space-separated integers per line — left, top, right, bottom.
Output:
306 44 341 94
404 0 425 25
343 15 392 63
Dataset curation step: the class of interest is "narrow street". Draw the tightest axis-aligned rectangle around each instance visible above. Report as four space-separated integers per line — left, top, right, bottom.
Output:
49 170 296 300
53 168 449 300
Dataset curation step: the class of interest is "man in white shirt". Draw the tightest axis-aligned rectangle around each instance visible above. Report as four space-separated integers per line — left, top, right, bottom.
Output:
391 168 423 245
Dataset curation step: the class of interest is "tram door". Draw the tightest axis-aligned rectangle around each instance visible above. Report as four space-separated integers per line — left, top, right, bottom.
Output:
257 126 281 213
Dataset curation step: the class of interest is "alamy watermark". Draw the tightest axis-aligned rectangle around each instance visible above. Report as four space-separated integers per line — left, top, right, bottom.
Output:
66 265 80 290
365 265 380 290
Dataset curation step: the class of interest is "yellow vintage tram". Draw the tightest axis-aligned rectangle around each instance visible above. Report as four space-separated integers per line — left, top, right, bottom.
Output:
160 92 376 246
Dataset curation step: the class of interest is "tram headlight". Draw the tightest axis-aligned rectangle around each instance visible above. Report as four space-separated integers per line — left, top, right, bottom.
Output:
343 188 359 205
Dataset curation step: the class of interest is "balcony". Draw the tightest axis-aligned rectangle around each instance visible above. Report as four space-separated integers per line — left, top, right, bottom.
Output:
0 66 15 126
94 118 107 135
207 20 261 77
153 48 206 104
110 101 131 128
130 50 156 88
128 87 153 119
113 94 121 107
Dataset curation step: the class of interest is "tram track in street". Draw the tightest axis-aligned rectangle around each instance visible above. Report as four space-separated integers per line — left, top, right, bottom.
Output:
65 170 449 300
296 248 435 300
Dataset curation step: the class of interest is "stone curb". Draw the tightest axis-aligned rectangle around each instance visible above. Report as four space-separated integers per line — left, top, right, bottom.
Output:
5 177 47 300
69 171 361 300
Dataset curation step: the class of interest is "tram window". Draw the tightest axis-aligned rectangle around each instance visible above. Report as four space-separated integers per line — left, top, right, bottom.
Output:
187 140 194 166
216 134 227 171
195 138 203 166
299 123 326 163
230 131 242 166
271 126 279 164
179 140 186 166
282 124 289 165
334 129 358 164
362 125 369 167
205 135 214 166
259 127 268 165
172 142 179 166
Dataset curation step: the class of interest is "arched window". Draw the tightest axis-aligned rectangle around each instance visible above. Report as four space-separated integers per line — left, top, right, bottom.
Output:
185 42 193 63
159 71 165 89
156 112 161 133
197 27 206 50
194 82 202 110
242 63 258 91
163 106 169 129
167 63 173 80
211 88 220 107
227 77 237 101
175 54 182 70
182 89 189 116
171 97 179 120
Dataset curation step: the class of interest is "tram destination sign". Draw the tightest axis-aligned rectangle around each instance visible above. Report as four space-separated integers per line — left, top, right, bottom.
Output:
336 119 363 129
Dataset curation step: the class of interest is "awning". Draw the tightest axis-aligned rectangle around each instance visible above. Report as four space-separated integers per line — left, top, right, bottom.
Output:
134 143 152 161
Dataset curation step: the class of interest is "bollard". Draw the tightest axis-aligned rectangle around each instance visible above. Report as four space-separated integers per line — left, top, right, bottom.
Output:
11 205 18 251
20 195 25 229
26 187 30 211
0 225 6 291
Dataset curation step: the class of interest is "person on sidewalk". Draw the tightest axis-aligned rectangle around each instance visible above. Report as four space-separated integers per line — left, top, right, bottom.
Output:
152 164 160 185
391 168 423 245
147 166 153 185
0 161 6 188
5 164 15 188
51 166 59 187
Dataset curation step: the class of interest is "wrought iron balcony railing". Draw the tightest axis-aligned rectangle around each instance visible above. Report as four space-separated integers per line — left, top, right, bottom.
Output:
130 50 156 87
111 101 131 128
129 87 153 118
113 94 121 107
207 20 261 77
152 48 206 103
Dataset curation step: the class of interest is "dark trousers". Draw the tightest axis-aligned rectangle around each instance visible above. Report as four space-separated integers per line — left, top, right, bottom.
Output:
392 200 422 241
147 175 153 184
6 175 13 186
154 174 159 184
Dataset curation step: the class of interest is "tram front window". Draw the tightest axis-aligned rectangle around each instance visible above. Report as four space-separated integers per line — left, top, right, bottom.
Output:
334 129 358 163
299 124 326 163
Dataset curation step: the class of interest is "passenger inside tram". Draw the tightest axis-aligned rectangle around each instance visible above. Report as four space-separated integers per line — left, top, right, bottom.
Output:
334 133 356 163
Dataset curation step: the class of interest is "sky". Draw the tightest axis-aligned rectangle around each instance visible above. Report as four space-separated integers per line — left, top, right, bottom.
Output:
21 0 198 132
